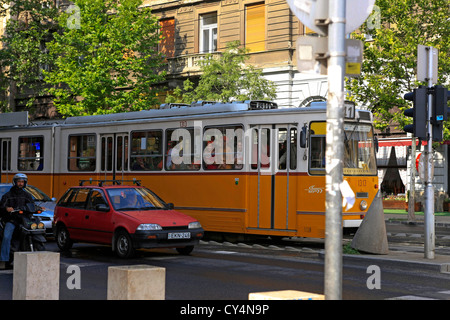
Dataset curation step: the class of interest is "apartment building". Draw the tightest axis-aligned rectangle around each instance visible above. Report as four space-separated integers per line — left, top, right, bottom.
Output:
144 0 328 108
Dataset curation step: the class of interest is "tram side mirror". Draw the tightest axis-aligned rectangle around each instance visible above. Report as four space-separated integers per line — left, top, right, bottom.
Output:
374 136 379 153
300 125 307 148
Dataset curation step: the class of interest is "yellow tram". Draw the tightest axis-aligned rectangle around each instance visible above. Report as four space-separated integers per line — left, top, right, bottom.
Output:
0 100 379 239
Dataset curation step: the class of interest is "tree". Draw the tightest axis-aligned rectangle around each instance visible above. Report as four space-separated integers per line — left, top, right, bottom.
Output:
346 0 449 136
0 0 59 112
45 0 165 117
166 41 277 104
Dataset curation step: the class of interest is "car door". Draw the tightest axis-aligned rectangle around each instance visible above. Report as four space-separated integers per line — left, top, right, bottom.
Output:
84 188 113 244
60 188 90 241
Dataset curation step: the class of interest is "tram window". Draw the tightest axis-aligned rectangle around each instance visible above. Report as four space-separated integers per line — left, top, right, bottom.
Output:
166 128 200 171
203 125 244 170
68 134 96 171
131 130 163 171
2 140 11 171
278 128 297 170
309 122 326 174
251 128 270 170
18 136 44 171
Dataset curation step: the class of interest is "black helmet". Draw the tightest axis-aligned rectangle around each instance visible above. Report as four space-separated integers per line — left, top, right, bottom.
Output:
13 173 28 187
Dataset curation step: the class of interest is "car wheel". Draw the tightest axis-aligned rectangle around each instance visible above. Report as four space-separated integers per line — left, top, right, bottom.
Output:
176 245 194 255
115 230 135 259
56 225 73 251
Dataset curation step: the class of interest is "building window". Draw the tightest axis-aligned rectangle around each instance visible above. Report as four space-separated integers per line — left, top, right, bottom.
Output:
245 3 265 52
200 12 217 53
159 18 175 58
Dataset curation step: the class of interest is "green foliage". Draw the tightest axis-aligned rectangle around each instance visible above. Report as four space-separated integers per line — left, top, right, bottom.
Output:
0 0 59 112
346 0 449 137
166 41 277 104
45 0 165 117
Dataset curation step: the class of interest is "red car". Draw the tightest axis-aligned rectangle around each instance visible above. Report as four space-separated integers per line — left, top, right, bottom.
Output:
53 181 204 258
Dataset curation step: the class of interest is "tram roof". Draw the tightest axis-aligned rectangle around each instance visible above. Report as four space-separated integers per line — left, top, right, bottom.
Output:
62 100 284 125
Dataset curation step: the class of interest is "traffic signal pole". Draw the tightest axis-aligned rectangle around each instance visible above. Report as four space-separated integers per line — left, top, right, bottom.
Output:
324 0 346 300
424 47 435 260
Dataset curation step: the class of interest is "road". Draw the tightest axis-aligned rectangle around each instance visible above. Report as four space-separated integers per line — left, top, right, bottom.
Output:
0 223 449 301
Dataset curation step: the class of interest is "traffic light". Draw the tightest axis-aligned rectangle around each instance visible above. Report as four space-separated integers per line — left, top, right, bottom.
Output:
431 85 450 142
403 86 427 139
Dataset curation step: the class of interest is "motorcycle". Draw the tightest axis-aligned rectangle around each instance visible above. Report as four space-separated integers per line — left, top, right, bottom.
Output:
0 203 46 261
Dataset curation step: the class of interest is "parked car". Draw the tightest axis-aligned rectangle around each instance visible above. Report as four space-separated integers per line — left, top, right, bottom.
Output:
53 182 204 258
0 183 56 235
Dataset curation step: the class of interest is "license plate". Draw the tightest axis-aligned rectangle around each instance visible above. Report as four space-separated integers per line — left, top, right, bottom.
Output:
168 232 191 239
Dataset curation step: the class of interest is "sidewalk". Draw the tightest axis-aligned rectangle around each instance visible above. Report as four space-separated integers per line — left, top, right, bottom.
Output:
345 210 450 273
384 209 450 227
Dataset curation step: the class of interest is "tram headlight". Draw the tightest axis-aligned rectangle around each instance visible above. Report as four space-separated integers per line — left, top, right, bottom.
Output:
38 222 45 229
30 223 37 230
359 200 368 211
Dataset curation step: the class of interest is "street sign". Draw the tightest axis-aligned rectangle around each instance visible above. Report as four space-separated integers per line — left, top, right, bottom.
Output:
296 36 363 76
286 0 376 36
417 45 438 83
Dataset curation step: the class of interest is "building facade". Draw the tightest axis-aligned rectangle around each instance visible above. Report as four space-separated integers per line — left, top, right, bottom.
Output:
143 0 328 108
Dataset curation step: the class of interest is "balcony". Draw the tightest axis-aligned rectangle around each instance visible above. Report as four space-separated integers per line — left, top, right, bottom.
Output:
166 52 221 76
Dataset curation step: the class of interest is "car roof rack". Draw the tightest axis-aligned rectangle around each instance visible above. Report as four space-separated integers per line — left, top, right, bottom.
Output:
79 179 142 187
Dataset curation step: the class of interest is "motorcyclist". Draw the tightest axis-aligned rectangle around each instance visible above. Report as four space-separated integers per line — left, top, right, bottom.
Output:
0 173 33 269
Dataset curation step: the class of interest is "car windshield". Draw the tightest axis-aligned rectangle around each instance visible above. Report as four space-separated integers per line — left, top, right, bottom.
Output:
25 185 53 201
106 187 167 211
0 184 52 202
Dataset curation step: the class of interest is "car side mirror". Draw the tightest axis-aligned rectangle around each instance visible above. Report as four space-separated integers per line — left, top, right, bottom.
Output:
96 204 110 212
166 203 174 210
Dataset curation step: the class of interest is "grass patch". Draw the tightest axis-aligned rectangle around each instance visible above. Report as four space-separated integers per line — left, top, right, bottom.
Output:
343 243 360 255
383 209 450 216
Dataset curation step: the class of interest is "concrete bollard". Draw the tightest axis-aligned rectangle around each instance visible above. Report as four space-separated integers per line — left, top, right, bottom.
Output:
13 251 60 300
249 290 324 300
107 265 165 300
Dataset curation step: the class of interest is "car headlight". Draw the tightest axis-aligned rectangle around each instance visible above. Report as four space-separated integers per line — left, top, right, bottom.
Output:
30 223 37 230
136 224 162 231
360 200 368 211
188 221 202 229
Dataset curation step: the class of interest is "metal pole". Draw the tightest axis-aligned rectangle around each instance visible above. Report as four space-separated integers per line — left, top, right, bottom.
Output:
424 47 435 259
325 0 346 300
408 137 416 222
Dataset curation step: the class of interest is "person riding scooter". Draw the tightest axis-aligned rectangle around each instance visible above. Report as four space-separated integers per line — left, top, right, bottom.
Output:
0 173 34 269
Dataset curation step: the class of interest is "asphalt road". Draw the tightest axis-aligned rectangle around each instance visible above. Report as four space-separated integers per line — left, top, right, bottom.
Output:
0 223 449 301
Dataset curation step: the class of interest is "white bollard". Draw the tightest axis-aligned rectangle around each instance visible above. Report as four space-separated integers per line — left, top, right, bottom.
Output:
107 265 165 300
13 251 60 300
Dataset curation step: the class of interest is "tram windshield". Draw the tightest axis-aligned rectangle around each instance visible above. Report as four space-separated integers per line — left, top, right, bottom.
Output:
309 122 377 176
343 123 377 176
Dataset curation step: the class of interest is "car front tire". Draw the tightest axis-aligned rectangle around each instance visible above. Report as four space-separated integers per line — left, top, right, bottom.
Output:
115 230 135 259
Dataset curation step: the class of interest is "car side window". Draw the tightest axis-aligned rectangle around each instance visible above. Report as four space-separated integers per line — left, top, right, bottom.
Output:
66 188 90 209
86 189 107 211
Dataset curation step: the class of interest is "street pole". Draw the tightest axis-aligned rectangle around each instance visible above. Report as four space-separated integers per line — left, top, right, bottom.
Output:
424 47 435 260
325 0 346 300
408 137 416 222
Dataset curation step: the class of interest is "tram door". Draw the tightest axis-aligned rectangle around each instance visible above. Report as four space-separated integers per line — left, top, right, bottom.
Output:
0 138 11 182
100 133 129 181
248 125 297 232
